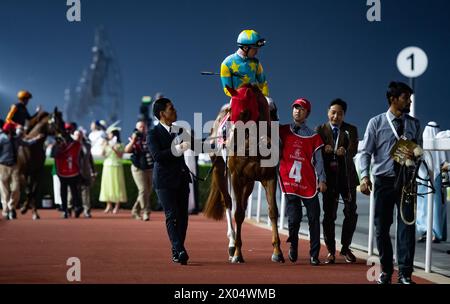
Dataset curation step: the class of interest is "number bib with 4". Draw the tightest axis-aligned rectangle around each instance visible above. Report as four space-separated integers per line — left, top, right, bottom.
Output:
279 125 324 199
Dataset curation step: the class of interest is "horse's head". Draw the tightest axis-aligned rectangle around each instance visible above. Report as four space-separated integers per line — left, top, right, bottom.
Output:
48 107 66 138
227 84 262 123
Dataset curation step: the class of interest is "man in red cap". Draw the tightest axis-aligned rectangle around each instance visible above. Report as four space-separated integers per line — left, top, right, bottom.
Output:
0 122 42 220
279 98 327 265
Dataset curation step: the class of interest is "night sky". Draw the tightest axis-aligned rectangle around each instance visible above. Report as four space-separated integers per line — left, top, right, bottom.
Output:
1 0 449 138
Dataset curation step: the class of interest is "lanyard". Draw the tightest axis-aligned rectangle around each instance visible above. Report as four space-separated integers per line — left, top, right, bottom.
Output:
334 131 340 153
386 112 407 140
330 124 340 153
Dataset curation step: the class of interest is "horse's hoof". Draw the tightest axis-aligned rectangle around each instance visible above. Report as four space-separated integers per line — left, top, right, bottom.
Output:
32 214 40 220
231 256 245 264
20 208 28 215
271 253 285 263
228 246 235 258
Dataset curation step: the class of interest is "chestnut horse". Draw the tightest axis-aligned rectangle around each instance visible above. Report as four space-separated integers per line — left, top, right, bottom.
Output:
204 84 284 263
18 107 65 220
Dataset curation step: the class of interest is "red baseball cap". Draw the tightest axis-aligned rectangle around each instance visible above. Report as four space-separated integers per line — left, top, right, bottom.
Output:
292 98 311 113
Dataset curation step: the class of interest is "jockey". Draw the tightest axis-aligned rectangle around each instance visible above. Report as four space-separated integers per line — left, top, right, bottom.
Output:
221 30 272 123
5 90 40 131
221 29 269 97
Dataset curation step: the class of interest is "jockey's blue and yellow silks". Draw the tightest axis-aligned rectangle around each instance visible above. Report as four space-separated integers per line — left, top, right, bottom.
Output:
220 52 269 97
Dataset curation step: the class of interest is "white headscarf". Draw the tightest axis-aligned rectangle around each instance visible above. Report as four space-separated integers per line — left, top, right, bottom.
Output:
420 121 446 179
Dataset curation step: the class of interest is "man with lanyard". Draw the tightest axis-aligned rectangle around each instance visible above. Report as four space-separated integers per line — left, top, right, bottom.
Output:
279 98 327 266
316 98 359 264
5 90 40 132
360 81 421 284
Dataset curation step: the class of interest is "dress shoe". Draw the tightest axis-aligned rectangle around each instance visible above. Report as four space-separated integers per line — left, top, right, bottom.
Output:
398 275 415 284
178 251 189 265
74 207 83 218
376 272 392 284
324 253 335 264
62 211 69 219
310 257 320 266
340 249 356 263
288 245 298 263
172 251 180 263
142 213 150 222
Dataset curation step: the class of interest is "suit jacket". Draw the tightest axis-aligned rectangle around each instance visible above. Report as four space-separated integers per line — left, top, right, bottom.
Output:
148 123 192 190
316 121 359 187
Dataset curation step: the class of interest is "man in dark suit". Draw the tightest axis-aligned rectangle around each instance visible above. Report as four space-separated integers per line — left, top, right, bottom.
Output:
316 99 359 264
148 98 192 265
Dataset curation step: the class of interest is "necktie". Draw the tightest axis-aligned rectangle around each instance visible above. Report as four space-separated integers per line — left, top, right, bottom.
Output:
332 127 339 143
393 118 404 137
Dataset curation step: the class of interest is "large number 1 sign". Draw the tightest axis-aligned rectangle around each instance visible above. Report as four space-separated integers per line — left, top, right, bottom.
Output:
397 46 428 78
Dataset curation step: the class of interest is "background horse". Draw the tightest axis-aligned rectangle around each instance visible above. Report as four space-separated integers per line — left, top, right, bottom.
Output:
204 85 284 263
18 107 65 220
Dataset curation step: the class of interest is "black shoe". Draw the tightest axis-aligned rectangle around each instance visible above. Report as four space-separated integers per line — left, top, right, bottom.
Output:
62 211 69 219
74 207 83 218
340 249 356 263
288 245 298 263
324 253 336 264
377 272 392 284
310 257 320 266
398 275 416 284
172 251 180 263
178 251 189 265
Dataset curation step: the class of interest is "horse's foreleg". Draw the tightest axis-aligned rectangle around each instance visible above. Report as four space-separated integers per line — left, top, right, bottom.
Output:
225 207 235 259
262 178 285 263
29 177 40 220
230 175 247 264
20 176 30 215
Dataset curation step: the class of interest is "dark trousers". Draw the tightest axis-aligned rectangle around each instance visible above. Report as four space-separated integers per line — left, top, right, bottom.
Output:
59 175 81 212
322 185 358 254
155 185 190 254
286 194 321 258
374 176 416 277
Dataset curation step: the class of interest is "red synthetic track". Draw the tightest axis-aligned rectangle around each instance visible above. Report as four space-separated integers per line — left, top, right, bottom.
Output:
0 210 430 284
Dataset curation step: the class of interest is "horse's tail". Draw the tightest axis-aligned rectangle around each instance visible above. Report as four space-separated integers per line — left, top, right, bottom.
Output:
203 156 228 221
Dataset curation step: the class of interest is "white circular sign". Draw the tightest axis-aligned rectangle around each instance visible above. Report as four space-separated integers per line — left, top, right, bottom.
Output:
397 47 428 78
